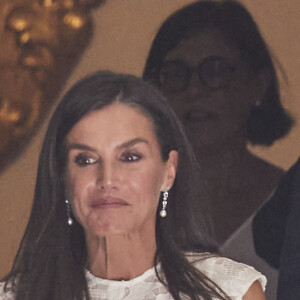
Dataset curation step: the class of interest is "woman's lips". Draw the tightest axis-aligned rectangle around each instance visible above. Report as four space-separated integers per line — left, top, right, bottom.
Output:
90 196 129 209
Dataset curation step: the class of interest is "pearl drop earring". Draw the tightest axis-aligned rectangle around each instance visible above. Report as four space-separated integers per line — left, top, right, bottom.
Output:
65 199 73 226
160 191 168 218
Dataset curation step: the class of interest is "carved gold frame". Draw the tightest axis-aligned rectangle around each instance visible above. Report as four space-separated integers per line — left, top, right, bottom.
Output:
0 0 104 172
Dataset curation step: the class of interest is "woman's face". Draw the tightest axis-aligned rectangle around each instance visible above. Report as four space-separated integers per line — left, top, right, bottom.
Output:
65 102 177 238
161 29 260 149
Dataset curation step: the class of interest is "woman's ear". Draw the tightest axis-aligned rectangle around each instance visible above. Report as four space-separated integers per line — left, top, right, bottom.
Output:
163 150 178 190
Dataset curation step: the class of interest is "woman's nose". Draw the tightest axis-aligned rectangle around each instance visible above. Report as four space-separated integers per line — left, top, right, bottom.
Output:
96 161 118 191
186 72 206 97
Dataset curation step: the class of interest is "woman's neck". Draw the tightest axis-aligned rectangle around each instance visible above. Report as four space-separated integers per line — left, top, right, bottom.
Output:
193 136 249 182
86 228 157 281
192 136 284 244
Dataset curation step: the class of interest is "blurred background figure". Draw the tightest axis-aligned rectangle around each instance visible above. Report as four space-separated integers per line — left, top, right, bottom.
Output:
143 1 293 298
143 0 293 245
253 157 300 300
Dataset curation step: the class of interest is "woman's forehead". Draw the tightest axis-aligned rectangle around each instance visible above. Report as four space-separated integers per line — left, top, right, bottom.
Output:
165 28 240 64
67 103 158 144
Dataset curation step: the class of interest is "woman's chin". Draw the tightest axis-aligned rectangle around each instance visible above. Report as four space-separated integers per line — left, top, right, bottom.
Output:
86 222 127 238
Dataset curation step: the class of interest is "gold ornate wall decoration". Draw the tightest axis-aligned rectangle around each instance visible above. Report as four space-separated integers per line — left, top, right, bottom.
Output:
0 0 105 172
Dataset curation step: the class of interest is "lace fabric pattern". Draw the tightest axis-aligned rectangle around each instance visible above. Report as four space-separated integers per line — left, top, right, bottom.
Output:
190 255 267 299
0 281 15 300
86 254 266 300
86 265 173 300
0 254 267 300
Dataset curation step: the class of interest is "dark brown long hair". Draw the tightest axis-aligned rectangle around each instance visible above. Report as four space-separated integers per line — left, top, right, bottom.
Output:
2 71 226 300
143 0 293 146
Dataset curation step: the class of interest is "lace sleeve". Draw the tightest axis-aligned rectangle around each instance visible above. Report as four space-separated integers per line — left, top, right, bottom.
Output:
0 282 15 300
190 255 267 300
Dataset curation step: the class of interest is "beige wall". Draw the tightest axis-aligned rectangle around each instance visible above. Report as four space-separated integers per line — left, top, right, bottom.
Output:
0 0 299 277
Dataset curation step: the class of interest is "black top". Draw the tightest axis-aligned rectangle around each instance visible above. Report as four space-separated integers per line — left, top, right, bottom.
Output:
253 157 300 300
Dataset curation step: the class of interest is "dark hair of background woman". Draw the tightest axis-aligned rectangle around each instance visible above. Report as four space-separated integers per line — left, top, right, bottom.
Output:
2 71 228 300
143 0 293 145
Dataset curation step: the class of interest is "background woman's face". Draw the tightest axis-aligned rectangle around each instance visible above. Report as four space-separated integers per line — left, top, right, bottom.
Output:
65 102 176 238
161 29 259 148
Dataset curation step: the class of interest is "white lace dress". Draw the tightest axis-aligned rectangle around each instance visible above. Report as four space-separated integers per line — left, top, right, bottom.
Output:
0 254 266 300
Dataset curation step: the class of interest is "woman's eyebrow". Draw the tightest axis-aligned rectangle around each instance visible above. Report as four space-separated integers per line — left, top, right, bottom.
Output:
66 138 149 152
116 138 149 150
66 143 97 152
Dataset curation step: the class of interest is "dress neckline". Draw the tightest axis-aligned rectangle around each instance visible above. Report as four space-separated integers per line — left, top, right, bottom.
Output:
85 263 161 286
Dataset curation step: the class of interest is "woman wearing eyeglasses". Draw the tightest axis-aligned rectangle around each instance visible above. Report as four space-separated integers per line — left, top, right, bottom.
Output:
143 1 292 297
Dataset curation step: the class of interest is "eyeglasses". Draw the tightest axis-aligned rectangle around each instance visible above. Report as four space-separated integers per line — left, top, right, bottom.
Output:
159 56 237 93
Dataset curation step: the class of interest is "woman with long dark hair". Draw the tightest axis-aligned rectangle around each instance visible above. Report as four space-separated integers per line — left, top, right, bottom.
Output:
0 71 266 299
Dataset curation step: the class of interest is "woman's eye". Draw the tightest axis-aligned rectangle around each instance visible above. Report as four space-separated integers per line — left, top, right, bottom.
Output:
74 154 97 166
121 152 141 162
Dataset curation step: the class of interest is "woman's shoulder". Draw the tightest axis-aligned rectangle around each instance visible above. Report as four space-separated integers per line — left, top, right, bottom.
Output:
0 281 15 300
186 252 267 298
